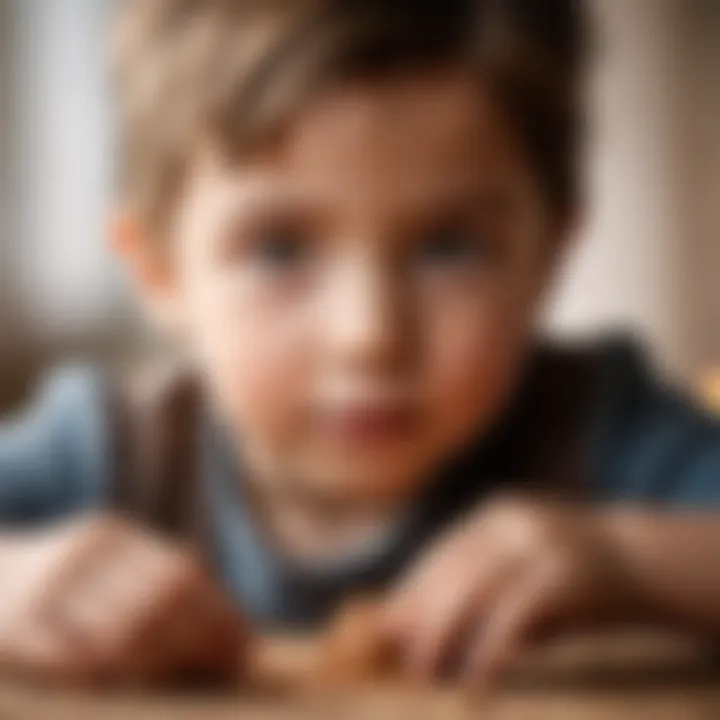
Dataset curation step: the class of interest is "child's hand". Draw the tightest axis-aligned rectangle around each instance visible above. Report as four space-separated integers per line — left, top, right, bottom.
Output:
384 497 634 688
0 516 246 688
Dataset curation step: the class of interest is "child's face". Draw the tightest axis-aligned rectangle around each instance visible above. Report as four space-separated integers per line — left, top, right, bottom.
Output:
129 70 565 508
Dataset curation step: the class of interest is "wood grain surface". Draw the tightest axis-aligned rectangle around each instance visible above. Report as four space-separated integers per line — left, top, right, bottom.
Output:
1 631 718 720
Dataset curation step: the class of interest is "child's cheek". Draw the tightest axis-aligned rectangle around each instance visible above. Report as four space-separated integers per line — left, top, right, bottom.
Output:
185 277 312 445
173 185 314 448
425 291 531 450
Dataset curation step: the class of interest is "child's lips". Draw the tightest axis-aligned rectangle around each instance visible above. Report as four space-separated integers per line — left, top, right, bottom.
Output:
318 404 420 443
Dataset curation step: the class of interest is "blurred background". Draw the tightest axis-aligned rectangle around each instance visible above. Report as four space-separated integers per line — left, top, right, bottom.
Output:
0 0 718 411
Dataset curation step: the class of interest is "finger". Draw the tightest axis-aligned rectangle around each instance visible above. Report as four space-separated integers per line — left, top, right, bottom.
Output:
462 561 553 691
53 541 172 685
406 547 522 681
404 570 484 681
384 509 494 629
49 541 191 687
384 535 471 636
383 562 441 634
16 525 133 685
42 586 120 686
32 552 145 688
1 619 86 687
183 581 247 683
138 573 245 687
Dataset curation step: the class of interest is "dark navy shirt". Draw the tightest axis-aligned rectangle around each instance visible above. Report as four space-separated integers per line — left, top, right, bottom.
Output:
1 338 719 628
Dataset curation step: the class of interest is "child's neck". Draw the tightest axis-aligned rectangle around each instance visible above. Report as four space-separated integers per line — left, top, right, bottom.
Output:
245 475 404 565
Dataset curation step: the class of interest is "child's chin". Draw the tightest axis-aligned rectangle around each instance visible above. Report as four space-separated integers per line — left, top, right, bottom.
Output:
305 454 431 506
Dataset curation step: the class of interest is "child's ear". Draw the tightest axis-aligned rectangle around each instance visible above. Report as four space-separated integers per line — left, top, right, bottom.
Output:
108 208 187 333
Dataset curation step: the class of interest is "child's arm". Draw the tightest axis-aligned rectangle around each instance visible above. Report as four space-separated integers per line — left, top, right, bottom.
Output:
0 516 246 686
382 500 720 689
0 369 248 686
604 511 720 635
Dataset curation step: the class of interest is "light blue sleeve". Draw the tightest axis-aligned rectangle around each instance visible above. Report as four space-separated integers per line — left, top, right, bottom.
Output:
0 366 112 526
590 338 720 506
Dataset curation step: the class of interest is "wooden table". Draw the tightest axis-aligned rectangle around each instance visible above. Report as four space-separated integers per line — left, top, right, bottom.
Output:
1 632 718 719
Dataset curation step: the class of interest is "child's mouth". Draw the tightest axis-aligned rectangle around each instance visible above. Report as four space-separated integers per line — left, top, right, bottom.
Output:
318 404 420 444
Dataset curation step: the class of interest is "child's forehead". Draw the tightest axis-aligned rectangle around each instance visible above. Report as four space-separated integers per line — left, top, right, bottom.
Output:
286 70 490 141
196 71 526 205
287 74 509 166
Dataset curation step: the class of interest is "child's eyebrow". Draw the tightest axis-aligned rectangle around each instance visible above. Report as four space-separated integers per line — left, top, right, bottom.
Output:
392 181 514 221
212 176 513 236
222 176 315 206
211 180 327 243
215 178 323 221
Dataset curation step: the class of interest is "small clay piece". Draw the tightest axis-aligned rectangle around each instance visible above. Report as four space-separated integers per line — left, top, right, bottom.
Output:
244 597 402 692
316 597 402 686
244 632 325 693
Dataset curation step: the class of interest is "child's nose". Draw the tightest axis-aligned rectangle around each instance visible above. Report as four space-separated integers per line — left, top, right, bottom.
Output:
322 260 408 372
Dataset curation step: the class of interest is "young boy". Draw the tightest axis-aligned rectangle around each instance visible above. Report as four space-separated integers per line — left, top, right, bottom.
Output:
1 0 719 690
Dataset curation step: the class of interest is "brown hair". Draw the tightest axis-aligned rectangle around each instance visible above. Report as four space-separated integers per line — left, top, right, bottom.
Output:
112 0 589 233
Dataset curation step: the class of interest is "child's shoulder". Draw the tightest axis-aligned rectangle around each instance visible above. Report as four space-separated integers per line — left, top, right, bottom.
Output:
0 365 112 523
534 331 648 385
546 333 720 505
0 362 203 526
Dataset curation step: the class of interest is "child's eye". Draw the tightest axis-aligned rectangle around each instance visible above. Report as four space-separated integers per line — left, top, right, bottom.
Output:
250 226 311 270
416 225 491 267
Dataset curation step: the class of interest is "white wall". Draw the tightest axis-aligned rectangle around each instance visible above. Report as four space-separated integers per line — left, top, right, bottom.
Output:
11 0 123 343
547 0 720 380
0 0 17 337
